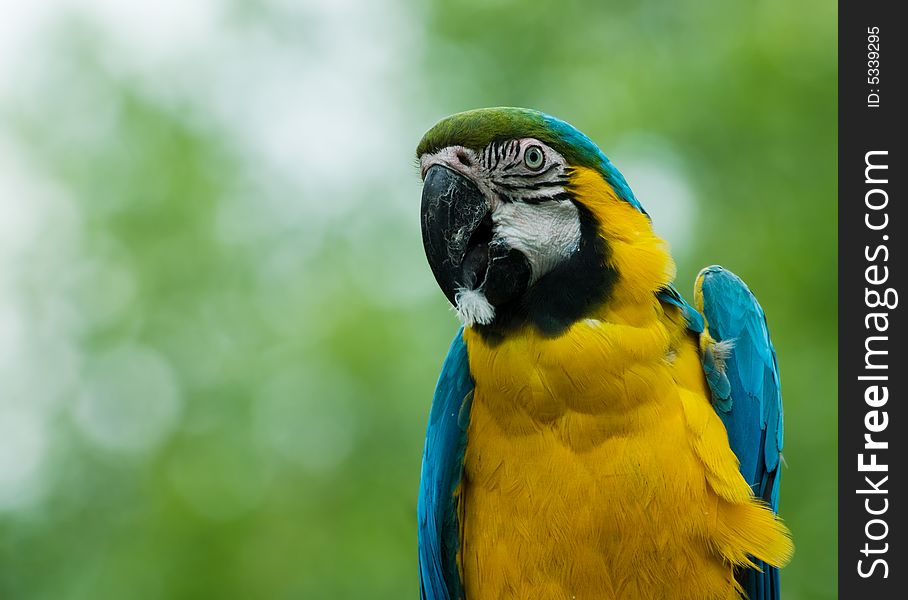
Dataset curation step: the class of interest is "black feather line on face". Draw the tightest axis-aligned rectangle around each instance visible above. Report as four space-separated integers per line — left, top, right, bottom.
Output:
495 179 564 193
473 200 616 344
549 192 573 202
503 162 559 179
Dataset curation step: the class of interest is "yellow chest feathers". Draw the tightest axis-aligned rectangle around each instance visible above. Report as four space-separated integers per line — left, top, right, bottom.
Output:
458 308 791 600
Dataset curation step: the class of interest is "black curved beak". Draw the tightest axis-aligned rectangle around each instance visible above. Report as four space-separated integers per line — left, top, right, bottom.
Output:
420 165 490 305
421 164 532 316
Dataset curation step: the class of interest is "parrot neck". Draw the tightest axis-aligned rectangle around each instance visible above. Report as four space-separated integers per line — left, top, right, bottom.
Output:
472 200 616 344
471 166 675 345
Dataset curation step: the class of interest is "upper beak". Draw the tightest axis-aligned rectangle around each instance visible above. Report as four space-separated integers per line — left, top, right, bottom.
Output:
420 165 490 305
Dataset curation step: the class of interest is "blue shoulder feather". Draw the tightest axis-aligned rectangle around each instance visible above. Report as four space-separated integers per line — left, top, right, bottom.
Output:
695 266 784 600
417 328 474 600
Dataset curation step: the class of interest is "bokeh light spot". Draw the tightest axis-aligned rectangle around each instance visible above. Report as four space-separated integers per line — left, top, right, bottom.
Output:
73 343 182 454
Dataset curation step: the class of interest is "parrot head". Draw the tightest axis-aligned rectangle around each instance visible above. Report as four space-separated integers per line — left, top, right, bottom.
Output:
418 107 672 340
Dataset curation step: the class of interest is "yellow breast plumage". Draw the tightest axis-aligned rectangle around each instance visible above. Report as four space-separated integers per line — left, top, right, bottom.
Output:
459 304 791 600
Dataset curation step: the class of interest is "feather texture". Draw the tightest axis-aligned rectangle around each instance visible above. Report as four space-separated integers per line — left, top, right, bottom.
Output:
452 169 789 599
418 328 473 600
415 110 792 599
694 266 787 600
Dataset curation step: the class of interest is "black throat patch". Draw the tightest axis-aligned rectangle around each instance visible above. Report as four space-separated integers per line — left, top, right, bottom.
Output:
473 201 617 344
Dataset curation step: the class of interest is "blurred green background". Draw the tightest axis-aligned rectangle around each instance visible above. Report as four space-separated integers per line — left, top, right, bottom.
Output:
0 1 835 598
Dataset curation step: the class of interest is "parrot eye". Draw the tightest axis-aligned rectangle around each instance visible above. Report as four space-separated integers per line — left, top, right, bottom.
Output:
523 145 545 170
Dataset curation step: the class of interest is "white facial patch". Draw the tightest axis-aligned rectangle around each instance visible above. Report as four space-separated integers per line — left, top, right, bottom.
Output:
491 200 581 282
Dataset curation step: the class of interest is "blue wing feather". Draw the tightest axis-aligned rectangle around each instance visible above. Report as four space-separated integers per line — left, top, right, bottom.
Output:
695 266 784 600
417 328 473 600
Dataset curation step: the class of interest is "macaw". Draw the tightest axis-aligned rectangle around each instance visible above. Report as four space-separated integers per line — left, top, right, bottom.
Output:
415 108 792 600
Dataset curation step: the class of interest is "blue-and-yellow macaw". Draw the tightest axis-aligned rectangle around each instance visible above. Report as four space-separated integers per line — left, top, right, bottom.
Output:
415 108 792 600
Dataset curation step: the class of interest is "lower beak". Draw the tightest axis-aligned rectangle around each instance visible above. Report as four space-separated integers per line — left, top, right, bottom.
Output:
420 165 490 305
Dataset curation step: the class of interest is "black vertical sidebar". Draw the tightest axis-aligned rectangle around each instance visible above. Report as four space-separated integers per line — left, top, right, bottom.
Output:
839 0 905 597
